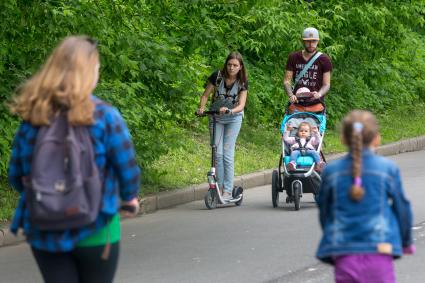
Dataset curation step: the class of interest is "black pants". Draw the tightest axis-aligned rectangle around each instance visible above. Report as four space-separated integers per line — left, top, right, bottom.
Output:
31 242 119 283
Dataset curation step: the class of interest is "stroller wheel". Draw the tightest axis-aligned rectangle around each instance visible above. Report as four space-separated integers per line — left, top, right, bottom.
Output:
272 170 279 208
293 182 301 211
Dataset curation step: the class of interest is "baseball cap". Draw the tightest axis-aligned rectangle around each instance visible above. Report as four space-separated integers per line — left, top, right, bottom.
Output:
302 27 320 41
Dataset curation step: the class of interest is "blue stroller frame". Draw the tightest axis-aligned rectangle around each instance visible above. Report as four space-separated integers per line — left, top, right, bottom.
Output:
272 111 326 210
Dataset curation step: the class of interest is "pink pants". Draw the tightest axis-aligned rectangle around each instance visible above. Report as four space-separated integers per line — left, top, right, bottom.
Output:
334 254 395 283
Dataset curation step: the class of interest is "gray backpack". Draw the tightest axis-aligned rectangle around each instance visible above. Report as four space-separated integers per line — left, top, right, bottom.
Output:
24 114 102 230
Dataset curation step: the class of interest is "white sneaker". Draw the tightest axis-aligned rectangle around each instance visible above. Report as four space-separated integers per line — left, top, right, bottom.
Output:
222 192 232 199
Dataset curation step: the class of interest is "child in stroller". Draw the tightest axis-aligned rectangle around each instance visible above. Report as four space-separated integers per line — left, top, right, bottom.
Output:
283 121 325 172
271 111 326 210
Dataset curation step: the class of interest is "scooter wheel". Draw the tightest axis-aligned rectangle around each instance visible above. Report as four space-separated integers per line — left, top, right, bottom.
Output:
233 186 243 206
204 189 218 209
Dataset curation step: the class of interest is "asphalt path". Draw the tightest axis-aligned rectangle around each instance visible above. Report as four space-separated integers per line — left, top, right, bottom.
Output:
1 150 425 283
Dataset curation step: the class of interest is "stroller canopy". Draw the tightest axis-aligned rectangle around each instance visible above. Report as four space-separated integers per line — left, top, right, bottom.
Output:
280 112 326 134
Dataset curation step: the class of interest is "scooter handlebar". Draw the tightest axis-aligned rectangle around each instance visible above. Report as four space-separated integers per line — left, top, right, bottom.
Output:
195 110 230 116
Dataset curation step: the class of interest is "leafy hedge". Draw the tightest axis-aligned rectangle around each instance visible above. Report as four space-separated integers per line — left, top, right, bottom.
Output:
1 0 424 188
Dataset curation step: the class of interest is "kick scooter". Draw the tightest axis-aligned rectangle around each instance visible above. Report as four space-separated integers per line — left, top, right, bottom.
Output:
196 110 243 209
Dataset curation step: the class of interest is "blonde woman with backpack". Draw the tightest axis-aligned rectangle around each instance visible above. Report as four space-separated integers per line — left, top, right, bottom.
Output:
8 36 141 283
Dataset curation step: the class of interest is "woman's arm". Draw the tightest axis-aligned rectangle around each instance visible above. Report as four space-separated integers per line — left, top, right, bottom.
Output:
219 89 248 115
8 126 24 193
230 90 247 113
198 83 215 114
8 123 36 193
105 107 141 202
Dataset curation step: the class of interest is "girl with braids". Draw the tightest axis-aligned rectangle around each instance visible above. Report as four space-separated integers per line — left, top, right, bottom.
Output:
316 110 414 283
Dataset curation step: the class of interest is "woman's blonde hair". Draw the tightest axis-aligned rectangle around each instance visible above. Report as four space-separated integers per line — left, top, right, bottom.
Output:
9 36 99 126
341 110 379 201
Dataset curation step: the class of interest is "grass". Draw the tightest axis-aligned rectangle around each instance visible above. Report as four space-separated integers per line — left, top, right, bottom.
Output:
145 104 425 195
2 104 425 221
144 121 280 194
0 181 19 224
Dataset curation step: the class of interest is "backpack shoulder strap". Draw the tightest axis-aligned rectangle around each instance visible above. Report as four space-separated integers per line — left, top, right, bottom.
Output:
215 70 223 86
293 51 322 90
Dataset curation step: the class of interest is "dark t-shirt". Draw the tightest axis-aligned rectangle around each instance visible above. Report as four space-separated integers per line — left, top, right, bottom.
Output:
207 70 249 91
285 51 332 95
207 70 248 110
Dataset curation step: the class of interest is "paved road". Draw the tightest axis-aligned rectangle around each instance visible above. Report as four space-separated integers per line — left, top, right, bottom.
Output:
1 150 425 283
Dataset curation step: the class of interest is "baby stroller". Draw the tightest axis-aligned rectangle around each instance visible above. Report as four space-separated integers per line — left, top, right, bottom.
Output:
271 101 326 210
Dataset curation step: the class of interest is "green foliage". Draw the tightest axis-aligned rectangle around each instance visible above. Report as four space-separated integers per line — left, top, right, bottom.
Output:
1 0 425 195
0 180 18 223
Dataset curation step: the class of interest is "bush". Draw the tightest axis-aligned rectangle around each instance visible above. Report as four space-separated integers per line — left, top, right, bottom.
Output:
1 0 424 189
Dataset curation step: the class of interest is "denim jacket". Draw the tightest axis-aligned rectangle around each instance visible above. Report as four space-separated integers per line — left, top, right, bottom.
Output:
316 149 413 264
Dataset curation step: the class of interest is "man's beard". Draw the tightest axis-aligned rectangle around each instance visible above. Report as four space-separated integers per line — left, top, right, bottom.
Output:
304 47 317 54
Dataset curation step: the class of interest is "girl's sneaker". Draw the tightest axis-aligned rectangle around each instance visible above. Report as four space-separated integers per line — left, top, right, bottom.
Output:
222 191 232 199
288 161 297 171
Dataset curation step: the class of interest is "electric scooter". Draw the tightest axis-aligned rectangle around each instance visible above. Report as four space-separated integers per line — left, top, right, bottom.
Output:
196 110 243 209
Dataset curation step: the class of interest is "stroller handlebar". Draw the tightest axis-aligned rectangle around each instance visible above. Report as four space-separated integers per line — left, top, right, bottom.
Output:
295 92 316 104
295 91 314 98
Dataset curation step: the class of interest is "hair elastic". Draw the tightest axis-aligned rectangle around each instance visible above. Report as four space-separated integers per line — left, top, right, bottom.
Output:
353 122 363 133
353 176 362 187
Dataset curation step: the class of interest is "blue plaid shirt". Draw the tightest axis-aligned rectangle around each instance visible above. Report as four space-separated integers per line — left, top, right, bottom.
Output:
7 96 141 252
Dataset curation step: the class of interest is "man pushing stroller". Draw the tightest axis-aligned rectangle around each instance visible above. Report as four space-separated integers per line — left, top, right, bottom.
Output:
283 27 332 114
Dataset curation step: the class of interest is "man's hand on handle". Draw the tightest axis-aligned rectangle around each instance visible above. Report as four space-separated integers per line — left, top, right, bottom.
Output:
289 94 298 104
312 91 322 99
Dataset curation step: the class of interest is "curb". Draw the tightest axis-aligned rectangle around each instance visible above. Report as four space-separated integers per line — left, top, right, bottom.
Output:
2 135 425 248
0 228 25 247
137 135 425 215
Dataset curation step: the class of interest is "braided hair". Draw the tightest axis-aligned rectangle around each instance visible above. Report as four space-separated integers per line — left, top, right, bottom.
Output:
341 110 379 201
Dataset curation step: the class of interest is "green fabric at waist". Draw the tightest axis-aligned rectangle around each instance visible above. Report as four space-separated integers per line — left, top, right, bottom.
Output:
77 214 120 247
